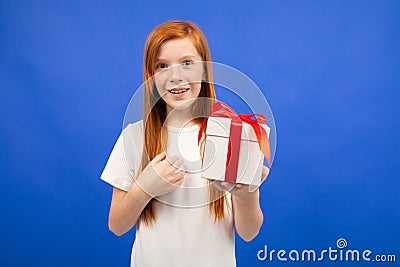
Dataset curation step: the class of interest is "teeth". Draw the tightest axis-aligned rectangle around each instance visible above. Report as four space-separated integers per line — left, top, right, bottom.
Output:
169 88 188 94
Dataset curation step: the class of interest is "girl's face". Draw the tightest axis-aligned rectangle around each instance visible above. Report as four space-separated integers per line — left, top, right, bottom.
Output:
154 37 205 114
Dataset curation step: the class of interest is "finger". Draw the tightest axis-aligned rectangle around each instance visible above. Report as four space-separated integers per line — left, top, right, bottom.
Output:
177 169 186 177
166 154 180 164
249 184 259 193
210 181 223 191
152 151 166 163
261 165 270 183
221 182 236 190
159 155 180 170
261 175 268 183
220 182 232 187
161 154 180 167
171 170 186 183
174 176 185 186
170 156 183 169
216 181 235 192
166 158 184 174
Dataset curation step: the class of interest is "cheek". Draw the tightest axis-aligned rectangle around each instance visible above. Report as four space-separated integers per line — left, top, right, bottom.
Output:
186 69 204 83
154 75 167 95
190 82 202 96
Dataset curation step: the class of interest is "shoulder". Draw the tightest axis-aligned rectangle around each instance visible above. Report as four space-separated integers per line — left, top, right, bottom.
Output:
120 120 144 145
123 120 144 135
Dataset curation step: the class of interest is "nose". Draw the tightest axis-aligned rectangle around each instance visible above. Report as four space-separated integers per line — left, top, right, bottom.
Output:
167 64 183 83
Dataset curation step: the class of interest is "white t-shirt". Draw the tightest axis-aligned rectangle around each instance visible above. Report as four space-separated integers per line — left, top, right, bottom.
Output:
101 120 236 267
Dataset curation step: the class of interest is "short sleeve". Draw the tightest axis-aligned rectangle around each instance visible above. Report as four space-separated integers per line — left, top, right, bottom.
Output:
100 121 143 191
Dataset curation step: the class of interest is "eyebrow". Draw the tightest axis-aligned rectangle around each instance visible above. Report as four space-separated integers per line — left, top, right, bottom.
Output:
156 54 197 62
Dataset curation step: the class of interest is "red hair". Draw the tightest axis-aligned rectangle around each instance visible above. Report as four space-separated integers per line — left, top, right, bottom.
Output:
137 20 229 226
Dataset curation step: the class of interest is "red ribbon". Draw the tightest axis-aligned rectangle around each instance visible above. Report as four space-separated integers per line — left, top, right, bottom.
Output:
198 102 272 182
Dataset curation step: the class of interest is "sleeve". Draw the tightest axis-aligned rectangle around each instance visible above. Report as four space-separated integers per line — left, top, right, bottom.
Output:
100 123 142 191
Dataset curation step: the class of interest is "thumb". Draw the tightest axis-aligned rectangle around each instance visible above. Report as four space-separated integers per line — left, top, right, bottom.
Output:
249 183 259 193
152 151 166 163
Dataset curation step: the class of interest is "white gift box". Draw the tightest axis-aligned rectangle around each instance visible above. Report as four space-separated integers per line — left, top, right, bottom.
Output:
201 117 270 187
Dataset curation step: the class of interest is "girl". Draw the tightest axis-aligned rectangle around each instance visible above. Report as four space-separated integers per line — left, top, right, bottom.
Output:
101 20 269 267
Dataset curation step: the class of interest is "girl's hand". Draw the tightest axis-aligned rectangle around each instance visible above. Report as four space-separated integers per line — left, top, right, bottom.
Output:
135 151 186 197
211 165 270 198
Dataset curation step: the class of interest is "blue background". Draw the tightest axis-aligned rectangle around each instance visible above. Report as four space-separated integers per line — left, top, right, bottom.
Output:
1 0 399 266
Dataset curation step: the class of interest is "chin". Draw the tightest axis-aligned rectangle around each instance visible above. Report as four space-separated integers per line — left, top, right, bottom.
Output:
168 98 197 111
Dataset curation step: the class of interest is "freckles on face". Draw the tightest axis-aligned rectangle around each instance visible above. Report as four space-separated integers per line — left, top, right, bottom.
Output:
153 37 205 111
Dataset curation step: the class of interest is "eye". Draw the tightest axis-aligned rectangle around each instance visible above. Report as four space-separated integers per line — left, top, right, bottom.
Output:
156 63 168 70
181 60 194 67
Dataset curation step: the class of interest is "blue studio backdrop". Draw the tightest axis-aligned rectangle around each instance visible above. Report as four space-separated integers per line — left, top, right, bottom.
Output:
1 1 399 266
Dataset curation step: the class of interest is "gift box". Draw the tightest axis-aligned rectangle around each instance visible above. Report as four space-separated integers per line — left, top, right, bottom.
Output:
198 102 271 187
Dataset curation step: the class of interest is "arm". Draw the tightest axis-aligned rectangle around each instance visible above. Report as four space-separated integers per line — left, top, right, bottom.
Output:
231 188 263 242
107 152 186 236
108 184 152 236
213 165 269 242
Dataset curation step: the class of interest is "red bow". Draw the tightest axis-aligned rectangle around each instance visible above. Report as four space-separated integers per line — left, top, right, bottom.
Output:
198 102 271 166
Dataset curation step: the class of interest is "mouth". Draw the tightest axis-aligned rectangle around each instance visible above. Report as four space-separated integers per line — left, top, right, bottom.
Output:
167 87 190 95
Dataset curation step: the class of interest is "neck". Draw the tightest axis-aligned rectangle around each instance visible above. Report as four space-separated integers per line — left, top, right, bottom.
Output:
165 107 197 128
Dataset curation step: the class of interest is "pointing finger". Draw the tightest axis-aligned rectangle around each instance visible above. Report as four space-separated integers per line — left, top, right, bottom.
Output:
152 151 166 163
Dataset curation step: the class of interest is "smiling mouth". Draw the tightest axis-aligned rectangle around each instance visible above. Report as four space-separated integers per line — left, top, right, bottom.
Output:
167 88 189 95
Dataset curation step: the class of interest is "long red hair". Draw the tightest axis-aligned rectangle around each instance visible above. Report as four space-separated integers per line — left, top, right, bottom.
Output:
137 20 229 226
